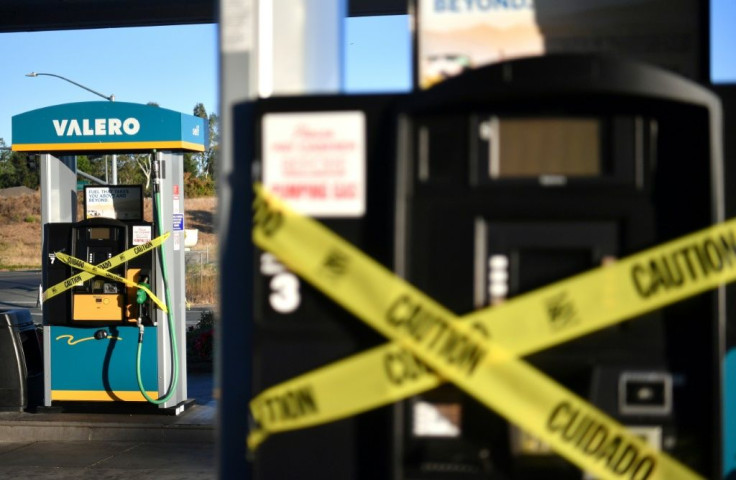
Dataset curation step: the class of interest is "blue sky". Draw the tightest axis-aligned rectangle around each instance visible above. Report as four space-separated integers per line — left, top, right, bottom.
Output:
1 4 735 143
0 16 412 144
0 24 220 144
711 0 736 83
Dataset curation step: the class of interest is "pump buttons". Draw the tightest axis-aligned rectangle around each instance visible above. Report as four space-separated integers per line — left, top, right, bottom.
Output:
94 329 108 340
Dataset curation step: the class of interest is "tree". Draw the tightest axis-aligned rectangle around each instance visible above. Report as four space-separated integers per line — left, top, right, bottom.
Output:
192 103 219 179
192 103 208 177
205 111 219 179
182 152 198 176
123 102 161 188
136 153 153 189
76 155 108 183
0 138 39 189
193 102 207 119
114 153 146 188
0 139 13 182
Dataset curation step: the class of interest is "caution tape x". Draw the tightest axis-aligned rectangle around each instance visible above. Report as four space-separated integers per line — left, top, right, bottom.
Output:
250 184 736 479
43 232 170 313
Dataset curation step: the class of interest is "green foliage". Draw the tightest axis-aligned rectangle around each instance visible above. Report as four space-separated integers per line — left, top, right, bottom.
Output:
0 138 40 189
184 172 215 197
183 152 198 175
190 104 219 180
115 154 148 189
76 155 102 182
187 310 215 364
75 155 92 173
205 111 219 179
197 310 215 330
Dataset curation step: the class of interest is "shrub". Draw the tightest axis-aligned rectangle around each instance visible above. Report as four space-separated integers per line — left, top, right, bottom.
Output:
184 172 215 198
187 310 215 364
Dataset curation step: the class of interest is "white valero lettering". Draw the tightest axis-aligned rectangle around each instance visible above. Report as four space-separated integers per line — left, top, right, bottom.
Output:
123 118 140 135
52 117 141 137
52 119 68 136
68 120 82 136
109 118 123 135
95 118 106 135
82 119 93 135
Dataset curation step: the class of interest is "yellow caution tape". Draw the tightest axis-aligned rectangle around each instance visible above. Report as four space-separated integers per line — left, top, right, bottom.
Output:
53 250 169 314
43 232 170 303
249 205 736 445
251 184 709 480
246 342 443 450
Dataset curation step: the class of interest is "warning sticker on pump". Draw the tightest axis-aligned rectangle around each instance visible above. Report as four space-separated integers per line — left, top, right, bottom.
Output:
250 184 727 479
43 232 170 305
132 225 153 245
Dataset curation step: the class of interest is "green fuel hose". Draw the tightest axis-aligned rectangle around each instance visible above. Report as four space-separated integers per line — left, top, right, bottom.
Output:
135 160 180 405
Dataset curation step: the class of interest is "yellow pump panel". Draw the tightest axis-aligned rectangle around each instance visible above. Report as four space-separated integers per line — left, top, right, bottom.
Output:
72 294 124 321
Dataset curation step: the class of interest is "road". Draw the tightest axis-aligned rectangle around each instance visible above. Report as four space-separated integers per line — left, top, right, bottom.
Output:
0 270 42 322
0 270 212 328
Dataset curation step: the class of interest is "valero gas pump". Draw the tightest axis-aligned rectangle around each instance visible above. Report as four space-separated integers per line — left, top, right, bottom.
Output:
42 169 181 407
45 204 154 327
11 101 202 411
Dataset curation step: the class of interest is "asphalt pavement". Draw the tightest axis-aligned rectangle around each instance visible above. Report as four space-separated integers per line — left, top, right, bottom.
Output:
0 269 42 322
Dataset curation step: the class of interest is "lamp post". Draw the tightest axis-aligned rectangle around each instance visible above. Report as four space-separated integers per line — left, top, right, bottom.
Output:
25 72 115 102
25 72 118 184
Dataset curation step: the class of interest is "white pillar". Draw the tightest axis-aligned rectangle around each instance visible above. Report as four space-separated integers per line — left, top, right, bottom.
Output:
258 0 345 97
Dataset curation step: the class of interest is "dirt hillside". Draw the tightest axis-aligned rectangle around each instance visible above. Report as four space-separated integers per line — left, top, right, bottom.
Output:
0 189 216 270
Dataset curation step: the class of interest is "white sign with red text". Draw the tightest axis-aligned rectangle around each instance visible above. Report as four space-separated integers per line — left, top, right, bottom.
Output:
262 111 366 217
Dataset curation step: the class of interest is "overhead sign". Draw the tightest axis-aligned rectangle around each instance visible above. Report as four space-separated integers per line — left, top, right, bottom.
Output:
415 0 700 89
11 101 207 152
84 185 143 220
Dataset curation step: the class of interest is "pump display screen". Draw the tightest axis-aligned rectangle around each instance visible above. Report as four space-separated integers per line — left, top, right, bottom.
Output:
88 227 112 240
484 117 601 178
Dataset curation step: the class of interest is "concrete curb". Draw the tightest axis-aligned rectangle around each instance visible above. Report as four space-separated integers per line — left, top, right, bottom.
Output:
0 420 214 443
0 402 215 443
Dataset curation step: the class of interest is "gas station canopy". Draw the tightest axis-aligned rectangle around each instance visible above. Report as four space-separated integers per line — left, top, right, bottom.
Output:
0 0 403 32
11 101 207 153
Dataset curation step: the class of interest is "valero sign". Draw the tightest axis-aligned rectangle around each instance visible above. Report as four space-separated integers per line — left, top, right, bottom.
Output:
11 101 207 152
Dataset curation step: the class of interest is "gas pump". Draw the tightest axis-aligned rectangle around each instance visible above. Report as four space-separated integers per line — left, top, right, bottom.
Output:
42 181 174 405
11 101 204 411
44 186 154 328
392 54 723 479
244 55 724 478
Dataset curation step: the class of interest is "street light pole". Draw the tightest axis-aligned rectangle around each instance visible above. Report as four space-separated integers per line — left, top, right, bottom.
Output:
25 72 118 184
25 72 115 102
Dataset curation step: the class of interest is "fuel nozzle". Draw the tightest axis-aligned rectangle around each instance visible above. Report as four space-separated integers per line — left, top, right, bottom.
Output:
136 273 150 306
136 283 149 305
136 274 150 336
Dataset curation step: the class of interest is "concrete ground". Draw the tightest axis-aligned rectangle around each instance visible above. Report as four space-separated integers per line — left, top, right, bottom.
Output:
0 372 216 479
0 441 215 479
